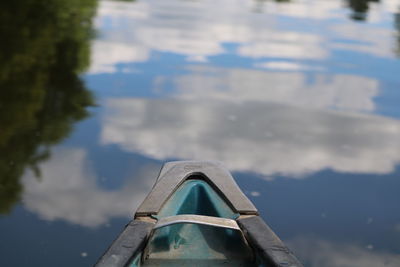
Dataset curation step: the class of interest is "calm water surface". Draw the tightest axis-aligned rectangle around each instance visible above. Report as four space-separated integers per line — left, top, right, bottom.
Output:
1 0 400 266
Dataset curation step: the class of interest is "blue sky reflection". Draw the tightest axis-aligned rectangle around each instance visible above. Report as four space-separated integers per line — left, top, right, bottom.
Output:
4 0 400 266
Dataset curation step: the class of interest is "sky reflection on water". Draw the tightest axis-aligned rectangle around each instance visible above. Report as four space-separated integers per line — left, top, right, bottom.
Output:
1 0 400 266
101 98 400 176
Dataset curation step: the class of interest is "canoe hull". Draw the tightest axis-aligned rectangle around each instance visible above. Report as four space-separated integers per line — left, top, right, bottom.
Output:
95 161 303 267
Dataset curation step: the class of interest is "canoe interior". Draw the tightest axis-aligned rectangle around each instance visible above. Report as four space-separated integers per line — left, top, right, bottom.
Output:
130 179 265 266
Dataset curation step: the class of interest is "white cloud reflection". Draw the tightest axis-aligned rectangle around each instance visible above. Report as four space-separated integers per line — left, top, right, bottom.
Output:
88 0 397 74
169 66 379 112
331 23 395 59
89 0 327 73
238 39 327 60
254 61 324 71
22 148 157 227
287 237 400 267
256 0 343 20
101 98 400 177
89 41 149 74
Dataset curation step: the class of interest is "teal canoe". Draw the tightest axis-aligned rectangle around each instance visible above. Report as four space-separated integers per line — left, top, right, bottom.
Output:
96 161 303 267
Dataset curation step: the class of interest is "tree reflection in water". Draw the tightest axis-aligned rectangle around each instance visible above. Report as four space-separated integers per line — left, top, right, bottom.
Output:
0 0 96 213
347 0 380 21
252 0 380 22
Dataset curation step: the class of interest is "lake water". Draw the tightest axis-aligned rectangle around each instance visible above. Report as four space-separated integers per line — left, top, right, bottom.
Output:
1 0 400 266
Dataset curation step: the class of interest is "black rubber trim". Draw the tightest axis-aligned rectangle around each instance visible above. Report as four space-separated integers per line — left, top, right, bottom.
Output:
237 216 304 267
136 161 258 216
95 220 155 267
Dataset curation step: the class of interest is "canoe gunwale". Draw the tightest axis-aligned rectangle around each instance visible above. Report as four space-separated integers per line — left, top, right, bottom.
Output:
237 215 304 267
94 220 154 267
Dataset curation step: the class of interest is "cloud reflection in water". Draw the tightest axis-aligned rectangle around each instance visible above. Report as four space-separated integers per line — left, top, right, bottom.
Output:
101 98 400 177
287 236 400 267
168 66 379 112
89 0 398 75
22 148 156 227
90 0 329 73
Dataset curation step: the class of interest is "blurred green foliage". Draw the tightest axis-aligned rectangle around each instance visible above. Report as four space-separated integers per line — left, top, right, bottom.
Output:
347 0 380 21
254 0 381 21
0 0 97 214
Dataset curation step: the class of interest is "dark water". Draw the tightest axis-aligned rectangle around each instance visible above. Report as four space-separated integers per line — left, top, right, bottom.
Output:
1 0 400 266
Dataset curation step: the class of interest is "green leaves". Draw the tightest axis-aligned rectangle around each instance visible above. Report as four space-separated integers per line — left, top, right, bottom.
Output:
0 0 96 214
